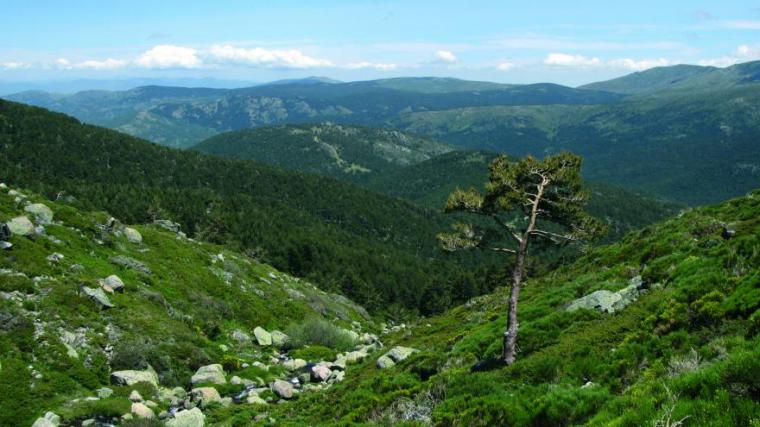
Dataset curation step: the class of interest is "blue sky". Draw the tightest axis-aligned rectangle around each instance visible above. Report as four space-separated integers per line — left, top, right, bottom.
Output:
1 0 759 86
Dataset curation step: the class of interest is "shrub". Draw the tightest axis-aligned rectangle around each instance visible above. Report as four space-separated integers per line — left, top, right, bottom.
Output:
285 318 357 351
290 345 337 362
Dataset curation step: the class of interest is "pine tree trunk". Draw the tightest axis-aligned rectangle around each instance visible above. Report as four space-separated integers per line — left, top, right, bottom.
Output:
502 241 527 365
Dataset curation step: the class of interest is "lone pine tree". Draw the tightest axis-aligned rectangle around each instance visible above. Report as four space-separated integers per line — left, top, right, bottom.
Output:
439 152 605 364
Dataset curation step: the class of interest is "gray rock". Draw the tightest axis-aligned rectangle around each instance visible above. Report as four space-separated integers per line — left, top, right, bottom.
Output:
310 364 332 382
271 330 289 347
191 364 226 385
31 411 61 427
191 387 222 407
230 329 250 343
271 380 294 399
46 253 64 263
111 367 159 387
247 394 268 405
376 355 395 369
386 346 419 363
24 203 54 224
7 216 34 236
154 219 181 233
253 326 272 346
131 402 155 418
283 358 307 371
0 241 12 250
100 275 125 293
109 255 152 275
129 390 143 402
344 350 367 364
81 286 114 309
566 276 647 314
166 408 205 427
124 227 142 243
96 387 113 398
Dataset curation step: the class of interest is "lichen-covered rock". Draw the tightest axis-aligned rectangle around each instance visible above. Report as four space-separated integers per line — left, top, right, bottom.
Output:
124 227 142 243
100 275 125 293
131 402 155 418
191 364 226 385
386 346 419 362
24 203 54 224
271 379 294 399
310 364 332 382
165 408 205 427
7 216 34 236
230 329 250 343
271 330 289 347
31 412 60 427
566 276 647 314
81 286 114 309
283 358 307 371
191 386 222 407
111 367 159 387
253 326 272 346
247 394 268 405
376 355 395 369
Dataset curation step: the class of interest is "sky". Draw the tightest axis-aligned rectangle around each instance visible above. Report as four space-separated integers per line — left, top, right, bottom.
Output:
1 0 759 87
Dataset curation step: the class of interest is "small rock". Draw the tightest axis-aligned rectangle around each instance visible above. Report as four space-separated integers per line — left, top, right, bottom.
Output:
271 380 294 399
24 203 54 224
230 375 242 385
310 364 332 382
0 183 6 190
283 358 307 371
129 390 143 402
230 329 250 343
124 227 142 243
271 330 289 347
46 253 64 263
111 367 159 387
344 350 367 364
131 402 155 418
166 407 205 427
100 275 125 293
0 241 12 250
191 364 226 385
96 387 113 399
191 386 222 407
386 346 419 363
247 394 268 405
376 355 395 369
109 255 152 275
253 326 272 346
7 216 34 236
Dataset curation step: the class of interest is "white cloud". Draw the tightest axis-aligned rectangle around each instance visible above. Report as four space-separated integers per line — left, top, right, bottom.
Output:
344 61 397 70
544 53 602 67
207 44 332 68
698 44 760 68
135 45 202 69
75 58 128 70
496 61 515 71
55 58 72 69
0 61 28 69
434 50 457 63
608 57 672 71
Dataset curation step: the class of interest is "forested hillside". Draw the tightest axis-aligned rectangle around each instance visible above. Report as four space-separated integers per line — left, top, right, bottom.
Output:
0 99 496 315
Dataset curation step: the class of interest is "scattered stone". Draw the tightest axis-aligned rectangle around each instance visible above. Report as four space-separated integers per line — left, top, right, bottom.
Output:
129 390 143 402
31 411 61 427
344 350 367 365
376 355 395 369
191 364 226 385
231 329 250 343
24 203 54 224
271 380 294 399
271 330 289 347
310 364 332 382
191 387 222 407
131 402 155 418
109 255 152 275
96 387 113 399
81 286 114 309
100 275 125 293
386 346 419 363
253 326 272 346
247 394 268 405
283 358 307 371
166 408 205 427
124 227 142 243
46 253 64 263
230 375 243 385
81 419 95 427
7 216 34 236
111 367 159 387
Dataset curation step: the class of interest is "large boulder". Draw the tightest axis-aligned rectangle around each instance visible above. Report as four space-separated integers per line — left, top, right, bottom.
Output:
566 276 647 314
253 326 272 346
7 216 34 236
31 412 60 427
191 364 226 385
124 227 142 244
191 387 222 408
271 379 294 399
111 367 159 387
166 408 205 427
81 286 114 309
100 275 125 293
24 203 54 224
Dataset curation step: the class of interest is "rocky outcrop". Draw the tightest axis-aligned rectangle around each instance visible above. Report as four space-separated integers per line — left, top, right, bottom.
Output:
191 364 226 385
566 276 648 314
253 326 272 346
111 367 159 387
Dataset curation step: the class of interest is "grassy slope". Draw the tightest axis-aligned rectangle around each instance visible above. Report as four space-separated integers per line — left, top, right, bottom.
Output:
0 185 371 426
255 189 760 426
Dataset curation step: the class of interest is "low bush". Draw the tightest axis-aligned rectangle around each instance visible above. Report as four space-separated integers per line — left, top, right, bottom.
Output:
285 318 357 351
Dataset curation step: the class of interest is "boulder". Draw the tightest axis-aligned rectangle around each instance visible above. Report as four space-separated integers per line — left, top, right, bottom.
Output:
310 364 332 382
81 286 114 309
154 219 181 233
166 408 205 427
191 364 226 385
230 329 250 343
191 387 222 407
111 367 159 387
24 203 54 224
100 275 125 293
566 276 647 314
129 390 143 402
344 350 367 364
131 402 155 419
271 330 289 347
253 326 272 346
376 355 395 369
386 346 419 363
7 216 34 236
46 253 64 263
31 412 60 427
247 394 268 405
283 358 307 371
96 387 113 399
271 379 294 399
109 255 152 275
124 227 142 243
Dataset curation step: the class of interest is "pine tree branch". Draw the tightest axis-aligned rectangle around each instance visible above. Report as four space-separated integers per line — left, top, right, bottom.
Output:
489 247 517 254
